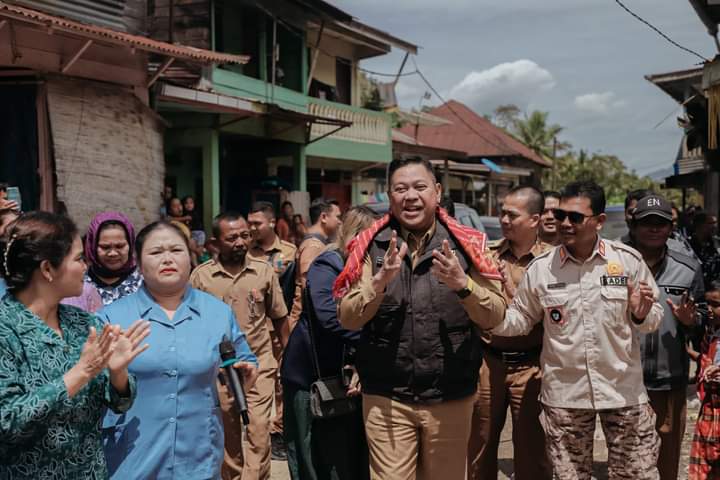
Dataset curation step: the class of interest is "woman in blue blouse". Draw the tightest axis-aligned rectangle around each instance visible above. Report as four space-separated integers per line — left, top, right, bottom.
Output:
0 211 149 479
100 220 258 479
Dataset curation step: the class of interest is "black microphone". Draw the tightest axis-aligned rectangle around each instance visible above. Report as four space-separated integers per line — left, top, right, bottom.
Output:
219 335 250 426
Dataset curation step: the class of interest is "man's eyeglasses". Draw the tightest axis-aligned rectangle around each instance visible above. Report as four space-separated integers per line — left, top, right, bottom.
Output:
552 208 594 225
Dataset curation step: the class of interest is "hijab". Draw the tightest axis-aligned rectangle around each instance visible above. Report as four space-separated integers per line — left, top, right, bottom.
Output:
84 211 137 280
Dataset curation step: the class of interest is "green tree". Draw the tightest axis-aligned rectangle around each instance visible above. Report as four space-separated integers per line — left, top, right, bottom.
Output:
492 104 521 130
514 111 565 159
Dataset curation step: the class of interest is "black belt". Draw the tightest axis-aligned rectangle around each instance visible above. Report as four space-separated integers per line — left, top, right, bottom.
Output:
484 346 541 365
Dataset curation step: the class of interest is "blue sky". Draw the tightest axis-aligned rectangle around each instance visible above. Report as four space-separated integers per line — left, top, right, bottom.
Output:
334 0 715 175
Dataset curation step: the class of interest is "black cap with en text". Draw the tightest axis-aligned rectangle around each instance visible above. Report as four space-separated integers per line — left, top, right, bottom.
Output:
633 195 672 222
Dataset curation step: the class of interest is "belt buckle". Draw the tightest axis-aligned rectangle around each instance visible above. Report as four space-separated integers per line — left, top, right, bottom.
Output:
500 351 522 364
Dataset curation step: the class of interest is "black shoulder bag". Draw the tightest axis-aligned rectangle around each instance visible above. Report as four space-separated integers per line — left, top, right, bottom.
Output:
306 251 359 419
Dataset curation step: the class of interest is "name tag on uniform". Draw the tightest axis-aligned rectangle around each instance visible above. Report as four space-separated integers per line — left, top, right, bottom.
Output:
601 275 628 287
547 282 567 290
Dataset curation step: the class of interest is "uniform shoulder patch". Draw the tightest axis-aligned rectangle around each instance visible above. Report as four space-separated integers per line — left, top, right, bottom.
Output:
525 246 556 270
667 248 702 272
607 239 643 261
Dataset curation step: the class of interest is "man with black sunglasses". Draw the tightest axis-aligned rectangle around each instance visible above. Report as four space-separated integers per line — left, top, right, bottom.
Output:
493 180 663 480
623 194 703 480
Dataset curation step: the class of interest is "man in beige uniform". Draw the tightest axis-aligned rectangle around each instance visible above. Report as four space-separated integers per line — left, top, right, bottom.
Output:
191 212 288 480
247 201 297 457
493 181 663 480
467 186 552 480
288 197 342 329
337 157 506 480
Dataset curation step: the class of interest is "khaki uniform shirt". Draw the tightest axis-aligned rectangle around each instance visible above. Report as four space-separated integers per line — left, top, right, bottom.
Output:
485 238 551 351
248 235 297 275
338 221 506 332
288 235 327 328
190 257 288 368
493 237 663 410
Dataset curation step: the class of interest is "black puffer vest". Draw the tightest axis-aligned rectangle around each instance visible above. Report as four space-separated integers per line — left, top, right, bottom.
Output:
356 220 482 403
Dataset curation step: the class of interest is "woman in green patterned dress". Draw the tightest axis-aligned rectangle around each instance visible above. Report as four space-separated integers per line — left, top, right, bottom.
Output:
0 211 150 479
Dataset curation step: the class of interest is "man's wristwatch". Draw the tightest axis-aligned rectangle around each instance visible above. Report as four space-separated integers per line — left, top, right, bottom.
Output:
455 279 473 299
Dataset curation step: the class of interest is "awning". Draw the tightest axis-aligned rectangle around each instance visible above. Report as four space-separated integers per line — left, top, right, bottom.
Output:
481 158 503 173
0 1 249 66
430 159 533 178
157 83 351 143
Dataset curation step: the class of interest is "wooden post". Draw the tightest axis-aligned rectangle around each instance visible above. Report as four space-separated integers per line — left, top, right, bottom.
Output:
305 21 324 95
443 158 450 195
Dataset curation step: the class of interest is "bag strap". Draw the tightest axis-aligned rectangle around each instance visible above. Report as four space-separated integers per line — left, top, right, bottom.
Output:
303 285 323 381
304 248 345 382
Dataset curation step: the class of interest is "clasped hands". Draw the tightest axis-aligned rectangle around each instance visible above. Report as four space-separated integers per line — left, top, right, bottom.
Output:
372 230 467 293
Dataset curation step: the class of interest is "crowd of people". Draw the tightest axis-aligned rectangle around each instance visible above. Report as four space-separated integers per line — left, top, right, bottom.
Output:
2 162 720 479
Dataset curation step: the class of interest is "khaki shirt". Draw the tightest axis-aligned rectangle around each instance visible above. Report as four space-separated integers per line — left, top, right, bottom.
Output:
485 238 551 351
190 257 288 368
288 235 327 328
493 237 663 410
338 222 506 331
248 235 297 275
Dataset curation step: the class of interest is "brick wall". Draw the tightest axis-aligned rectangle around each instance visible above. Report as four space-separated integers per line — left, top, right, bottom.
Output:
46 75 165 233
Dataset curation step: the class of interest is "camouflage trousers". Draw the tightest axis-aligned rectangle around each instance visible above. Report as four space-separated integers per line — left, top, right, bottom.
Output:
539 404 660 480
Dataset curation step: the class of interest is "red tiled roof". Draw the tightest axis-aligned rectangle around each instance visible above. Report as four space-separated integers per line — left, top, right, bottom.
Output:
397 100 550 167
0 1 249 65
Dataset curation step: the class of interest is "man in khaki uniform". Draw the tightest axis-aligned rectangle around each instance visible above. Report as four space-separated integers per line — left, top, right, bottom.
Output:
493 181 663 480
287 197 343 329
467 186 552 480
190 212 289 480
247 201 297 456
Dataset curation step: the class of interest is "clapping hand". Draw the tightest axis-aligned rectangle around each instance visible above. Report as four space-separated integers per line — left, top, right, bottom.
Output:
667 292 697 327
108 320 151 373
371 230 408 294
629 281 655 320
431 240 467 292
78 324 119 378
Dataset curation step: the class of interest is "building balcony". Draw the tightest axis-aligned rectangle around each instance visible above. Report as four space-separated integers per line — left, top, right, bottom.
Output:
308 98 390 146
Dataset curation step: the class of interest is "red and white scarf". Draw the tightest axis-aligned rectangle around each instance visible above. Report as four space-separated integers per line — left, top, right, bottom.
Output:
332 207 501 298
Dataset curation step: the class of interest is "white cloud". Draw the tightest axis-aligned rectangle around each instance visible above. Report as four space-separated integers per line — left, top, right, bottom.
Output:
447 60 556 114
574 92 626 115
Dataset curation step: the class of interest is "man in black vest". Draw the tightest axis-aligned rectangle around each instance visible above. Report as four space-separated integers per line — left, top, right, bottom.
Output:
337 157 506 480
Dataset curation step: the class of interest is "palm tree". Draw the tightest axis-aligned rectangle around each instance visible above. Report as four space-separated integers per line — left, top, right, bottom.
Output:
513 111 567 158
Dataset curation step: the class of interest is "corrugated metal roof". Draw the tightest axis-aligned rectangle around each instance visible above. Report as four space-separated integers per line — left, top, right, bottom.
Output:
0 1 249 65
11 0 126 31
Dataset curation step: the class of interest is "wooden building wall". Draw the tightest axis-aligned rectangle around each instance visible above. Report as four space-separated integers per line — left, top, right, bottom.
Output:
46 75 165 232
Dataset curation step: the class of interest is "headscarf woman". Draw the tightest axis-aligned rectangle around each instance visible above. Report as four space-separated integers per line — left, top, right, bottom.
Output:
85 212 143 305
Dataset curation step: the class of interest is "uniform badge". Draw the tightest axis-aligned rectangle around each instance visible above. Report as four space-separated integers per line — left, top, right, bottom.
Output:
607 261 623 276
545 305 567 327
601 275 628 287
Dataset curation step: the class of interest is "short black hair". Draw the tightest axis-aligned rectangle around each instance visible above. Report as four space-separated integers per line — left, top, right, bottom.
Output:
624 189 655 210
281 201 293 209
707 279 720 293
692 211 714 231
309 198 339 225
506 186 544 215
212 211 245 238
387 156 436 187
0 211 78 291
439 196 455 217
249 201 276 219
135 221 191 264
543 190 561 201
561 180 606 216
0 183 7 193
181 195 194 203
